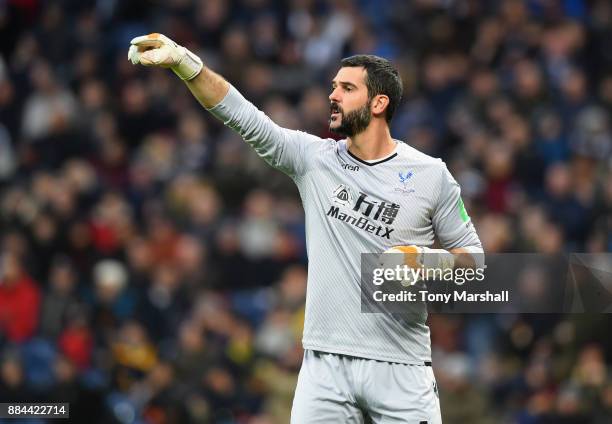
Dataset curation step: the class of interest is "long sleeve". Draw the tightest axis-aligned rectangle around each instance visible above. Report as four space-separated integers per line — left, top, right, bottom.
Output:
432 165 484 266
207 85 322 179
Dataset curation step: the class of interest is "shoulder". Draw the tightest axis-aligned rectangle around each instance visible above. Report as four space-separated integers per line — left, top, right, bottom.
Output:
290 132 338 176
297 133 340 153
395 141 458 193
395 141 447 171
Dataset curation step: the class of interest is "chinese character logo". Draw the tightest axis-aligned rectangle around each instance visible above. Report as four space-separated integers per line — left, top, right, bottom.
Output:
353 192 400 225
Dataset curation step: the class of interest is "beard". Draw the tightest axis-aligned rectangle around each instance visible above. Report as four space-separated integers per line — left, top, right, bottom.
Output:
329 101 372 137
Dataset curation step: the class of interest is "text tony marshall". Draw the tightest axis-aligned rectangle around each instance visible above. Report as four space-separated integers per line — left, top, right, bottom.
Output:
372 290 510 303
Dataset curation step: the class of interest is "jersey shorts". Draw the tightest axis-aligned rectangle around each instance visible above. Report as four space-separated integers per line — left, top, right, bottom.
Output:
291 350 442 424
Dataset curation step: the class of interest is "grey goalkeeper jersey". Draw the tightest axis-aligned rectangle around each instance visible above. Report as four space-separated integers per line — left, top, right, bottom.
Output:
208 86 482 364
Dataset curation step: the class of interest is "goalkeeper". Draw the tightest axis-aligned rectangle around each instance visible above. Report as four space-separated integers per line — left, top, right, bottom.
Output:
129 33 484 423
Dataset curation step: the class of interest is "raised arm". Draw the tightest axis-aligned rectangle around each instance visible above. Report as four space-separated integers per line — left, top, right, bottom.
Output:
128 33 321 178
185 67 230 109
127 33 228 108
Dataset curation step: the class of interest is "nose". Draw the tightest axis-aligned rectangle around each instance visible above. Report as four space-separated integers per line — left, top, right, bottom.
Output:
329 87 341 103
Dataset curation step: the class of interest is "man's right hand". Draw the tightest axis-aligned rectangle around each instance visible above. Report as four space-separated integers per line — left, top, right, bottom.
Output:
128 33 203 81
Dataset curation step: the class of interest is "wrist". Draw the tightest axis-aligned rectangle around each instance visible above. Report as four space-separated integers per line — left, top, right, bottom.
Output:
171 46 203 81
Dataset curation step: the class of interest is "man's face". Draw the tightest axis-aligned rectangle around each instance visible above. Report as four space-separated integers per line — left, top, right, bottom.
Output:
329 66 372 137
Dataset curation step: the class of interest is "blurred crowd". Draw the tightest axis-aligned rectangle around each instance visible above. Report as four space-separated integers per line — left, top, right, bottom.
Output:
0 0 611 423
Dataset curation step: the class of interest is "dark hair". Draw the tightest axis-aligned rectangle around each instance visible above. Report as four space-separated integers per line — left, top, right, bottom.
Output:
340 54 403 122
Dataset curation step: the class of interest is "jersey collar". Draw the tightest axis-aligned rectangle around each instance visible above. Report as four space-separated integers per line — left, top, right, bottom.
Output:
343 140 399 166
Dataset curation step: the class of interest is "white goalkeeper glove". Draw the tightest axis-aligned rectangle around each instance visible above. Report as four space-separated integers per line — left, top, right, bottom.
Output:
379 245 455 286
127 33 203 81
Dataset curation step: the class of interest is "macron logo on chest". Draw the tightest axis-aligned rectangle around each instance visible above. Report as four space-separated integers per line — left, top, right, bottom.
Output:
341 161 359 172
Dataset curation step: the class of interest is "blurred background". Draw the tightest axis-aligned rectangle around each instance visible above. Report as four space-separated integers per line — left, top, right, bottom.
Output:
0 0 611 423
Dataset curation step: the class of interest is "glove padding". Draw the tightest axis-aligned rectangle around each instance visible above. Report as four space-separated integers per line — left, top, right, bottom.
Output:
379 245 455 286
128 33 203 81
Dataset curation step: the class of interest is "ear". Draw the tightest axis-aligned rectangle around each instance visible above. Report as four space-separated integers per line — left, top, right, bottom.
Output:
370 94 390 118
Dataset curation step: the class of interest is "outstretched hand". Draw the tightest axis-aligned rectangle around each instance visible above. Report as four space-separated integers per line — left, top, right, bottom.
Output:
128 33 203 80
